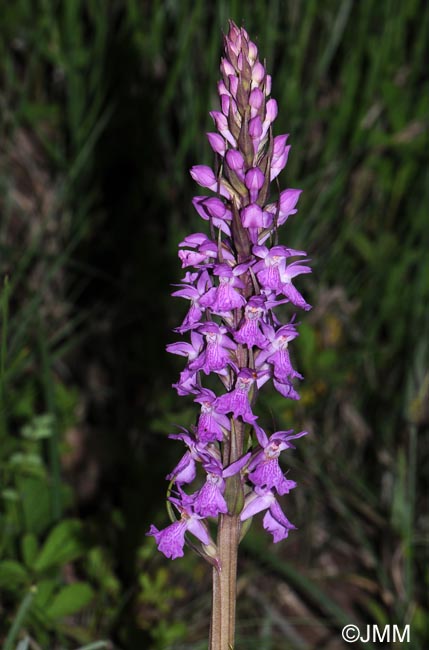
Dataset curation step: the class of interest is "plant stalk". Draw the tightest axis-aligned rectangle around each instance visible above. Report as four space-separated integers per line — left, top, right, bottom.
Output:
210 413 244 649
209 513 240 650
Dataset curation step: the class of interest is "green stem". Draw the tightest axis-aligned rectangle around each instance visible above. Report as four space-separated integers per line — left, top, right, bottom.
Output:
38 318 62 521
210 415 244 650
210 513 240 650
4 587 36 650
405 423 417 605
0 275 10 440
75 642 110 650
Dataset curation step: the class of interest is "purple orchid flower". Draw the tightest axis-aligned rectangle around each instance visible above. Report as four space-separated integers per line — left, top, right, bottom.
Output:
263 499 297 543
190 165 231 199
193 196 232 235
234 295 267 348
171 270 212 333
209 110 236 147
278 259 312 310
199 264 247 315
148 493 212 559
216 368 258 423
273 378 301 400
166 330 204 361
191 471 229 517
167 331 204 395
257 322 302 383
247 424 307 494
172 367 199 396
253 245 307 293
194 388 231 442
241 203 274 243
261 190 302 240
270 135 291 181
166 429 216 485
191 454 251 518
240 486 296 543
178 233 219 268
207 132 227 156
245 167 265 203
190 322 237 375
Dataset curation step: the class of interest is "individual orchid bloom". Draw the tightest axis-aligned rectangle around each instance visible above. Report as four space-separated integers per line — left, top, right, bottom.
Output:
173 367 200 396
220 56 235 78
190 165 231 198
247 424 307 494
240 486 296 543
260 189 302 243
178 233 218 268
263 498 296 543
273 378 301 400
199 263 246 314
172 271 213 332
247 98 278 154
148 493 212 559
206 131 227 156
216 368 258 423
253 245 307 292
260 98 278 142
241 203 274 243
248 115 263 154
166 330 204 363
190 322 237 375
194 388 231 442
209 110 237 147
234 295 267 348
193 196 232 235
220 93 239 122
227 74 239 98
270 135 291 181
191 471 228 517
248 87 264 118
178 233 236 269
257 322 302 382
277 189 302 226
264 188 302 228
180 270 199 284
166 429 216 485
278 259 312 310
217 79 230 99
225 149 245 181
190 453 251 518
165 449 198 485
168 330 204 395
245 167 265 203
252 422 307 450
190 458 228 518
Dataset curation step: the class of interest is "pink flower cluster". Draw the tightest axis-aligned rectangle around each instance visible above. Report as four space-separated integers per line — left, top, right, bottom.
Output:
148 21 310 561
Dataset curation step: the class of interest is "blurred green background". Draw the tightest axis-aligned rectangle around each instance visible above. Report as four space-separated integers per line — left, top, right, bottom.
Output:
0 0 428 648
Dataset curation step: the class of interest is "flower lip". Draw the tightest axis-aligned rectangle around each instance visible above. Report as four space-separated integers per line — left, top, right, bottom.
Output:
213 263 233 278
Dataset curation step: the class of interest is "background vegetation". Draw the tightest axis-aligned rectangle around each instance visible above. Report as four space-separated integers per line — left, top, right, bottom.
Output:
0 1 428 648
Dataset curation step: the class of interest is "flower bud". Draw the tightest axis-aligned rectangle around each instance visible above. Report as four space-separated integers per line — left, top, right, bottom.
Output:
207 132 226 155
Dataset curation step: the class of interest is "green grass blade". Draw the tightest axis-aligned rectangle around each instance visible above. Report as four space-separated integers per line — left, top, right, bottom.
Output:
4 587 37 650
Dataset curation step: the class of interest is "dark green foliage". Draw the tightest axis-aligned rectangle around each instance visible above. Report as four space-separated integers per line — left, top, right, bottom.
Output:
0 1 428 648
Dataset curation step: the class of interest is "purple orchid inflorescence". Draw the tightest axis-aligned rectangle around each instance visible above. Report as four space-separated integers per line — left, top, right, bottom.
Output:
148 20 310 562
